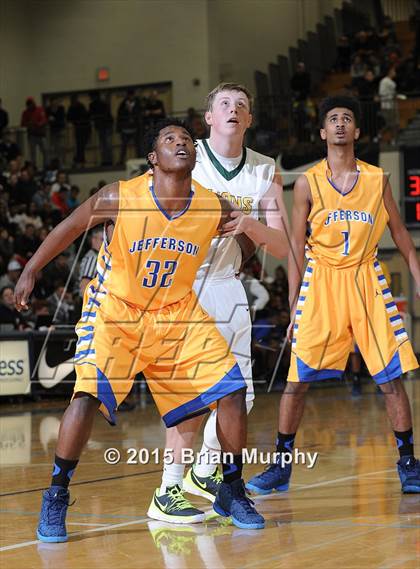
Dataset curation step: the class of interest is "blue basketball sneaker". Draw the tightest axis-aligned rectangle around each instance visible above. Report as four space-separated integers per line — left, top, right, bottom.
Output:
213 479 265 530
246 463 291 495
37 486 70 542
397 456 420 493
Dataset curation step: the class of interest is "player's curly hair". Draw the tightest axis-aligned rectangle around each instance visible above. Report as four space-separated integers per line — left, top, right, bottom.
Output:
318 96 361 128
145 118 196 169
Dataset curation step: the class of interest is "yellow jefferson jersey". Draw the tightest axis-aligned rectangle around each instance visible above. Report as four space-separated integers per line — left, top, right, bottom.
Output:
96 173 221 309
305 159 389 268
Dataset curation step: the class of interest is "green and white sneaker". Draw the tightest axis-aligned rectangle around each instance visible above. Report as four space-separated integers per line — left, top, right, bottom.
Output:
147 485 205 524
183 467 222 503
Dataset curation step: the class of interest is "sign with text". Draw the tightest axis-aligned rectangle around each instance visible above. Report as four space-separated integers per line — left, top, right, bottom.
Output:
0 340 31 396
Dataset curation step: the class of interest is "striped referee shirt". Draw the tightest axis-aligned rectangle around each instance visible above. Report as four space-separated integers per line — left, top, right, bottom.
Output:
78 249 98 295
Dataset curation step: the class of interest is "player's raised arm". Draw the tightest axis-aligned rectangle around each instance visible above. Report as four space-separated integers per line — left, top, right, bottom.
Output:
220 171 289 259
383 175 420 297
287 174 312 339
14 182 120 309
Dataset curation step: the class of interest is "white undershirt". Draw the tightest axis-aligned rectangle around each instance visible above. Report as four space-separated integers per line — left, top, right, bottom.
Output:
207 141 242 172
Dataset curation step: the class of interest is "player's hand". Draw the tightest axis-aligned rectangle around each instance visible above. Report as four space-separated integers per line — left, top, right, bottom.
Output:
221 210 249 237
14 269 35 311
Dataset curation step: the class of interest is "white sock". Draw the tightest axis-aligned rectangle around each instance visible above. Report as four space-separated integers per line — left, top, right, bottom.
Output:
193 442 220 478
160 462 185 494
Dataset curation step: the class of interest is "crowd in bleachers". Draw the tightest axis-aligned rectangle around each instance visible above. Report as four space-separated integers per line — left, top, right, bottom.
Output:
0 153 109 330
0 89 167 171
289 15 420 145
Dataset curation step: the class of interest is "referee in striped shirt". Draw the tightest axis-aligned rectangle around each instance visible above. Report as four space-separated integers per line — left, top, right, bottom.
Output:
78 227 103 297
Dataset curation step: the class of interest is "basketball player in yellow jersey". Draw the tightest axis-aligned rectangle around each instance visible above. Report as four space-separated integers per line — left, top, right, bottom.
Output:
247 96 420 495
14 120 265 542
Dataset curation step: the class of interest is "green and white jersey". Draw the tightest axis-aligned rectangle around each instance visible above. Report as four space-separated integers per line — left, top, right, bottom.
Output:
193 139 275 280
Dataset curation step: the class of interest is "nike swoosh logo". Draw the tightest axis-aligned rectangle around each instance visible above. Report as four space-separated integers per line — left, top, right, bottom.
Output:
193 477 208 490
155 496 169 512
38 350 75 389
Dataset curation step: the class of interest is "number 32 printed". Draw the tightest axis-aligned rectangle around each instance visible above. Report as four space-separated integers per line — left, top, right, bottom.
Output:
142 259 178 288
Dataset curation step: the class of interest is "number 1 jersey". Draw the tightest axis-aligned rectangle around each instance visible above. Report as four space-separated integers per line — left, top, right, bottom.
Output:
305 159 389 268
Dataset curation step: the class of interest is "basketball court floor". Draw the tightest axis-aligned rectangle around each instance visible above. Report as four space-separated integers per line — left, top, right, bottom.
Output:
1 378 419 568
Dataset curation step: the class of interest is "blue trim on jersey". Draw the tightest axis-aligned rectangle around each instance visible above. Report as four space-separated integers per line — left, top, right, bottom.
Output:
301 281 309 287
372 351 402 384
395 328 406 336
382 288 391 295
297 356 344 382
326 162 360 196
87 297 101 308
390 315 401 323
162 363 246 427
298 296 306 301
79 325 95 332
306 266 313 273
77 333 94 342
149 183 194 221
296 310 302 315
97 368 118 425
385 302 396 309
82 311 96 318
74 349 96 359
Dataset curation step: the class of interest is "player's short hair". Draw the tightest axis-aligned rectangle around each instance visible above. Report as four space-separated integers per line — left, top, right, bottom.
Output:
145 118 196 169
206 83 253 113
319 96 361 128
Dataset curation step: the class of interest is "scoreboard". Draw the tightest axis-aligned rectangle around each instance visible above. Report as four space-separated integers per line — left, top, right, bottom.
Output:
403 147 420 228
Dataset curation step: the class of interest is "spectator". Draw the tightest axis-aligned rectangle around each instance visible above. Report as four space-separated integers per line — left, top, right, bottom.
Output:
67 94 91 167
0 99 9 138
21 97 48 168
32 182 52 212
45 97 66 166
13 167 39 207
144 90 166 130
67 185 80 210
290 62 311 101
116 89 142 163
51 186 70 216
0 131 21 164
350 55 366 86
46 280 76 324
78 227 102 297
43 253 73 295
357 69 380 139
0 228 14 265
0 258 23 290
13 204 43 232
271 264 289 301
379 66 398 142
0 286 30 329
51 170 70 195
32 270 49 301
15 223 40 259
89 92 113 166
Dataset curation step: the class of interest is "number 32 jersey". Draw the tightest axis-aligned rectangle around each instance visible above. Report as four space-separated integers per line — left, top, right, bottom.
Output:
96 173 221 310
305 159 389 268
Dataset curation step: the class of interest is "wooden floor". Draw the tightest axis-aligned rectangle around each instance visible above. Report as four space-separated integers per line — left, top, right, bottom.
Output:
1 378 419 569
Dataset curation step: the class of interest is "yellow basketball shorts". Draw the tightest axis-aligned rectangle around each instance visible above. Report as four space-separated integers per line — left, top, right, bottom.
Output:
73 282 245 427
288 258 418 384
